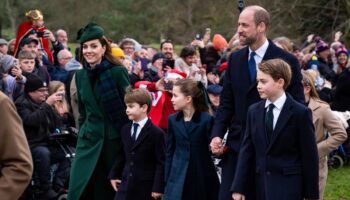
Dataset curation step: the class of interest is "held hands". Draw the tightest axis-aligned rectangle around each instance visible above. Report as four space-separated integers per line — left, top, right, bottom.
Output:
110 179 121 191
210 137 224 156
232 193 245 200
151 192 163 199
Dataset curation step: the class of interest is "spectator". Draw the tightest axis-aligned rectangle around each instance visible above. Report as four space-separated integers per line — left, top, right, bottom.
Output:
207 84 222 116
18 49 50 83
7 39 16 56
0 39 9 54
160 40 175 68
55 29 69 48
0 53 24 100
144 52 166 82
15 74 70 199
119 38 136 57
49 49 73 84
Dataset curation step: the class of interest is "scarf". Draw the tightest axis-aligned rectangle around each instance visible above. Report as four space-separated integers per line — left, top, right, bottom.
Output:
84 59 128 132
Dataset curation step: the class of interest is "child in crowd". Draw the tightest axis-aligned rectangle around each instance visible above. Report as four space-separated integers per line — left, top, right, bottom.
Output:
231 59 319 200
302 70 347 199
48 80 75 129
164 79 219 200
18 49 36 75
109 87 165 200
0 54 24 100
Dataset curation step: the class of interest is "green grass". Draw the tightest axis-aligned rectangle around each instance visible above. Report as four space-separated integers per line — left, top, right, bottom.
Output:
324 165 350 200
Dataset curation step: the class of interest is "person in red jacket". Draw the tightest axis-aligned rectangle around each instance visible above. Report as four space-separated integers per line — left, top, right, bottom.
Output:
13 9 53 63
135 69 186 131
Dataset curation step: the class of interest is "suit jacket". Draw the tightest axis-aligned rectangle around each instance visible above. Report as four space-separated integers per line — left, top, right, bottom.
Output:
211 40 304 153
231 94 319 200
108 119 166 200
0 92 33 200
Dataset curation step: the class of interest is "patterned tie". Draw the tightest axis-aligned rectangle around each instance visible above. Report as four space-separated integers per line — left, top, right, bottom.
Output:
265 104 275 142
248 51 257 82
132 123 139 142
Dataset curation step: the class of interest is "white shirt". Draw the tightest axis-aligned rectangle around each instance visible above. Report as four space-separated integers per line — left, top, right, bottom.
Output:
265 92 287 130
248 39 269 69
131 117 148 140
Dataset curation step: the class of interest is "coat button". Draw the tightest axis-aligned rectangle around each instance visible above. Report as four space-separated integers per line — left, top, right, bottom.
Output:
129 173 133 177
130 162 134 166
266 171 271 175
131 151 135 155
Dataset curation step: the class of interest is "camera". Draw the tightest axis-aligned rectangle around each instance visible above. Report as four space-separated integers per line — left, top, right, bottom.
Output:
36 31 45 37
195 33 201 40
164 82 174 91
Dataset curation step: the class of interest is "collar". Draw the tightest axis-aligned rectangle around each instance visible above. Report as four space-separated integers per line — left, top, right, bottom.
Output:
175 110 201 123
133 116 148 127
249 39 269 59
265 92 286 110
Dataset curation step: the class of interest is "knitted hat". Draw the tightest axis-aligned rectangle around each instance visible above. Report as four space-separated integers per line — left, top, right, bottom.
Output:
0 38 8 45
0 54 15 73
213 34 227 51
207 84 223 95
336 46 348 57
315 37 329 54
165 69 187 79
24 74 47 93
111 47 125 59
152 52 165 64
77 22 104 44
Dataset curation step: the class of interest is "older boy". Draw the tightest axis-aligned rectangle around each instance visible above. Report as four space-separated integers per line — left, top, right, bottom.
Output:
231 59 319 200
109 87 165 200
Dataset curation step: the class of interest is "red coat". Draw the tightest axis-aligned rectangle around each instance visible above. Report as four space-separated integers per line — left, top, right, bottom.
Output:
14 21 53 63
135 81 175 130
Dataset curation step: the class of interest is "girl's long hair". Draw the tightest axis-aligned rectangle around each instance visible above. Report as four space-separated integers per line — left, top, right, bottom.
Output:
48 81 69 115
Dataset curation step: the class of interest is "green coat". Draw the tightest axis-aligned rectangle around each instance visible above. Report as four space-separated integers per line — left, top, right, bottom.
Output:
68 64 130 200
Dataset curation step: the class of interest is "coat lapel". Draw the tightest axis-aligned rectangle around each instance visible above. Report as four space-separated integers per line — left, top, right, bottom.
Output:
256 101 269 149
132 119 152 149
267 95 293 152
175 112 189 140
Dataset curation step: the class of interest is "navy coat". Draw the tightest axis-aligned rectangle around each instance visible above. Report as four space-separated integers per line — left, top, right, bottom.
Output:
231 95 319 200
108 119 166 200
164 111 219 200
211 40 305 200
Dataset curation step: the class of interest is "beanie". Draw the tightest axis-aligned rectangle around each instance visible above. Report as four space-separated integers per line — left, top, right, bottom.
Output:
24 74 47 93
336 46 348 57
315 37 329 54
0 54 15 73
213 34 228 51
111 47 125 59
152 52 166 64
165 69 187 79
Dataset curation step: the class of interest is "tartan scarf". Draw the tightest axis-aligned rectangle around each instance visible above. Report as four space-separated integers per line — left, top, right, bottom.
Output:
84 59 127 132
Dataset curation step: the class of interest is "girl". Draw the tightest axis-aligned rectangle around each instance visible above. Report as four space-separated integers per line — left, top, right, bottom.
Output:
48 80 75 129
68 22 130 200
164 79 219 200
302 70 347 199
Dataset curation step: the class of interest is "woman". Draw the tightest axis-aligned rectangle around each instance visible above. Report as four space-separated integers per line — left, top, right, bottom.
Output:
68 22 130 200
302 70 347 199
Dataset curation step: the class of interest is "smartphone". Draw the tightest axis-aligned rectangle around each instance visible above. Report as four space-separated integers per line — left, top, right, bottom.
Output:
37 31 45 37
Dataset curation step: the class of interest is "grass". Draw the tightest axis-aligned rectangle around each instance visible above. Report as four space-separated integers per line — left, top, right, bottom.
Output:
324 165 350 200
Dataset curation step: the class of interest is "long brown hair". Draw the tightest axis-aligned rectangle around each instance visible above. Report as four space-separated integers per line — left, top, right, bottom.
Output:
79 36 123 66
174 79 209 113
301 70 319 99
48 81 69 115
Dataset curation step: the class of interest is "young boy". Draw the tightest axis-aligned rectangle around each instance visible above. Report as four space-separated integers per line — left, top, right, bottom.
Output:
231 59 319 200
108 87 165 200
18 50 36 75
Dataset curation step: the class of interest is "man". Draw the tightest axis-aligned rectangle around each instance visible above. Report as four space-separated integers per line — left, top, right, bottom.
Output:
160 40 175 68
0 91 33 200
0 39 9 54
55 29 68 48
119 38 136 57
49 49 73 84
209 5 304 200
15 74 70 199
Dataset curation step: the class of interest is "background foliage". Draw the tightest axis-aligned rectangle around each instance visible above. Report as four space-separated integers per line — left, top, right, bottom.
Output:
0 0 349 47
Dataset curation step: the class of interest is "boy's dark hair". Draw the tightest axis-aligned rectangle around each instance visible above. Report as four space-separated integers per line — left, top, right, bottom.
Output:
258 59 292 90
179 46 196 58
124 86 152 113
18 50 36 60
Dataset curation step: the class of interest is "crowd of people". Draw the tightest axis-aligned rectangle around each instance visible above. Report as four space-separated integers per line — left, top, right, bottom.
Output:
0 5 350 200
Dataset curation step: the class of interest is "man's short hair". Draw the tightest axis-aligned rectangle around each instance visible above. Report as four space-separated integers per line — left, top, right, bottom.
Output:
245 6 270 28
124 86 152 113
160 40 173 50
179 46 196 58
258 59 292 90
18 50 36 60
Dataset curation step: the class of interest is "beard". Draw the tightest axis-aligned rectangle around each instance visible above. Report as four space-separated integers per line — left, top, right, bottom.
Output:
239 34 257 46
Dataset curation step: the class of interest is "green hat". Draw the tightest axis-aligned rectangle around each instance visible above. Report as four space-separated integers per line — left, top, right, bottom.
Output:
77 22 104 44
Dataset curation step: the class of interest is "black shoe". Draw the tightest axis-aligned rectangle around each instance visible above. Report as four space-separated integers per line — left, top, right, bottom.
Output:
40 189 58 200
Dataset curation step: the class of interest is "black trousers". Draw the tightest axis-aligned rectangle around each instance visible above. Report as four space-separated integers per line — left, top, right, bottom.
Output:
31 145 70 191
